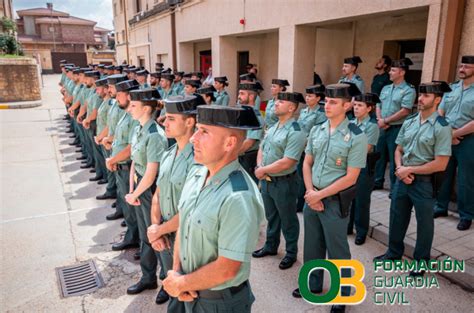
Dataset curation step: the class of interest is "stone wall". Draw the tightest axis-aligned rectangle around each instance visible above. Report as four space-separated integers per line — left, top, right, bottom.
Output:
0 58 41 102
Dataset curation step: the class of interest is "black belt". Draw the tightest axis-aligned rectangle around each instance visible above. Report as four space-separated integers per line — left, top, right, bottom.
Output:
117 162 131 171
414 174 432 183
268 171 296 182
199 280 248 300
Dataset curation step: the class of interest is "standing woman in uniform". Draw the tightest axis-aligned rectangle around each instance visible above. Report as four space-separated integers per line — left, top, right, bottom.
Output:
125 89 169 294
347 93 381 245
147 95 202 311
265 79 290 129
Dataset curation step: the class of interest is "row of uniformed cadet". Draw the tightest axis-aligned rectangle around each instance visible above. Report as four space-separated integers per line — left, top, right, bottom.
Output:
58 54 473 313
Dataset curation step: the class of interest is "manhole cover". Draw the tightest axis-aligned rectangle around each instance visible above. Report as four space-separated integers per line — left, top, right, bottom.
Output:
56 260 104 297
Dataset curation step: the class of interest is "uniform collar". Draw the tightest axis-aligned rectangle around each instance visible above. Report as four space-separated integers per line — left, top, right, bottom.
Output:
355 115 371 126
419 111 438 125
139 118 154 132
179 142 194 159
320 117 350 134
196 159 241 188
393 80 407 89
277 117 296 130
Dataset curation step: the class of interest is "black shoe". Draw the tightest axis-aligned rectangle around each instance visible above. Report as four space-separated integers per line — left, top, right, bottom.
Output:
347 228 354 235
112 202 117 208
433 211 448 218
111 241 139 251
76 156 87 160
69 135 76 138
69 141 80 146
89 169 96 173
127 281 158 295
292 288 322 298
409 270 425 277
66 129 74 133
373 185 384 190
97 179 108 185
121 220 127 227
155 286 170 304
89 176 103 182
373 254 398 261
252 248 277 258
75 149 83 153
331 305 346 313
133 251 140 260
80 164 93 169
355 236 366 245
279 256 296 270
457 219 472 231
97 193 116 200
106 211 124 220
81 160 88 164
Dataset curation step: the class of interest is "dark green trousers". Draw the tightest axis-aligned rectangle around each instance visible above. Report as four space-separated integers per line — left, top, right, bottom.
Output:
238 150 258 183
115 167 139 245
303 198 351 296
134 175 157 284
374 125 401 190
348 168 374 238
100 146 117 198
184 283 254 313
87 122 104 178
435 134 474 220
296 153 306 211
387 178 434 261
260 174 299 259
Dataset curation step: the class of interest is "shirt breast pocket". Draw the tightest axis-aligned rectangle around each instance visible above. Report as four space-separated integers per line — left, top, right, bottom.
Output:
170 174 186 189
331 143 350 167
420 134 435 146
192 214 217 235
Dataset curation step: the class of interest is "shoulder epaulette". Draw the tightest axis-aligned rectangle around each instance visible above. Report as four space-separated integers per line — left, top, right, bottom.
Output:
229 170 248 192
292 121 301 131
436 115 449 126
348 123 362 135
369 116 378 124
149 123 158 133
355 75 362 81
407 83 415 88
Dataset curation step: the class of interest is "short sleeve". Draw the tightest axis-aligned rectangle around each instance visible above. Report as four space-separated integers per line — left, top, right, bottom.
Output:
395 121 407 146
146 133 168 163
366 123 380 146
347 134 368 168
305 127 316 156
401 88 416 110
284 129 306 161
218 192 263 262
434 125 452 156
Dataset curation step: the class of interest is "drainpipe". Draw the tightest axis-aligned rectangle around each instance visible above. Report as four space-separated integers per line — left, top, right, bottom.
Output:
170 6 177 70
123 0 130 63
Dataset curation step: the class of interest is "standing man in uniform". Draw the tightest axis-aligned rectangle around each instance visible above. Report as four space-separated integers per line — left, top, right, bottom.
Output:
265 79 290 129
293 84 367 313
371 55 392 96
213 76 230 106
252 92 306 270
339 56 365 94
162 105 264 313
434 55 474 230
136 69 150 89
374 58 416 193
374 82 452 275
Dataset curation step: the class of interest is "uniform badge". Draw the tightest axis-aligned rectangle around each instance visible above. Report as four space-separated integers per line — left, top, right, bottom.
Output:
344 133 350 142
336 157 342 167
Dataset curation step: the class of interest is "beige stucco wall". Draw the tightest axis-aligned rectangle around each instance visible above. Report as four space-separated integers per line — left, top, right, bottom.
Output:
459 0 474 68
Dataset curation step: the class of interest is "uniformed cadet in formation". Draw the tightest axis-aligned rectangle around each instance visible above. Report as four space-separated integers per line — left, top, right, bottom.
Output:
296 84 328 211
106 79 141 261
339 56 365 94
293 83 367 313
265 79 290 129
434 55 474 231
374 81 452 276
197 85 217 105
371 55 392 96
162 105 264 313
173 71 185 95
212 76 229 106
347 93 381 245
374 58 416 193
237 82 266 182
183 79 201 96
150 71 161 89
253 92 306 270
147 95 201 311
136 69 151 89
239 72 262 110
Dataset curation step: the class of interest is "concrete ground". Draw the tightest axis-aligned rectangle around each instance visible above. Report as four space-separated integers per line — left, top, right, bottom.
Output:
0 75 472 312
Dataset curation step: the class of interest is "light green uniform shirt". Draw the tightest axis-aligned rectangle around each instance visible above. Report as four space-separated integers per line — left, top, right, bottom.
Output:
72 84 84 104
297 105 328 136
261 118 306 176
130 119 168 177
159 87 178 116
264 98 279 129
352 115 380 148
339 74 365 94
305 118 368 189
86 89 102 118
97 98 114 135
157 143 195 221
255 95 262 112
107 100 126 136
245 109 265 152
178 160 264 290
172 82 184 95
214 90 230 106
439 80 474 129
377 81 416 125
140 83 150 89
396 112 452 166
111 112 138 162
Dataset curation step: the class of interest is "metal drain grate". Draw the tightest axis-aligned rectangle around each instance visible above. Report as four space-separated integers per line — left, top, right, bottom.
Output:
56 260 104 297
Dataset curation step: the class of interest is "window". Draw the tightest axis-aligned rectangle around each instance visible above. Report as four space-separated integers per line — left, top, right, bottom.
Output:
119 0 123 13
113 3 117 16
135 0 141 13
122 30 125 43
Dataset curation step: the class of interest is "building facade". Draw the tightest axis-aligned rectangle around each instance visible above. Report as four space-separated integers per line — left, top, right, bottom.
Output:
114 0 473 103
16 3 114 73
